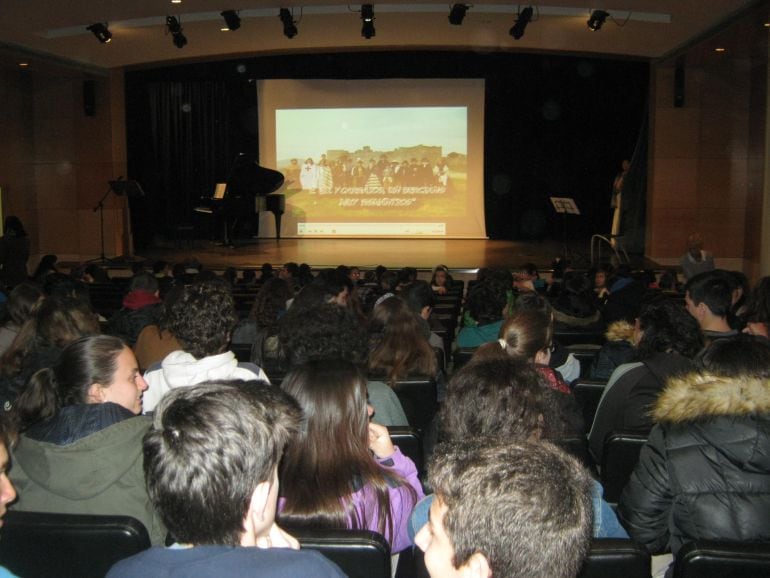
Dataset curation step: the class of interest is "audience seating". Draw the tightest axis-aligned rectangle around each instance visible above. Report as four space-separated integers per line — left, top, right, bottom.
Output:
577 539 651 578
554 329 606 346
673 540 770 578
600 432 647 503
387 425 424 480
452 347 477 371
388 377 438 433
0 510 150 578
572 379 608 433
566 343 602 378
289 527 391 578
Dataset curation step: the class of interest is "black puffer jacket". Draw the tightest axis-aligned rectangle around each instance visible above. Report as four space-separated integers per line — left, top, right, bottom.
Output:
618 373 770 555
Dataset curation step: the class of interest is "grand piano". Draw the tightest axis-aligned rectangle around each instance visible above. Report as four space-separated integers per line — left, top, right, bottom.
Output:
195 153 286 245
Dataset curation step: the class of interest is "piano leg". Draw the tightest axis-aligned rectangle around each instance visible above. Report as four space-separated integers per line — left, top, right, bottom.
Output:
274 211 284 240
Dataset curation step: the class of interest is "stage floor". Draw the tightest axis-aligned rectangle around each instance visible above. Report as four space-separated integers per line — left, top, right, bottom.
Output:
136 237 658 272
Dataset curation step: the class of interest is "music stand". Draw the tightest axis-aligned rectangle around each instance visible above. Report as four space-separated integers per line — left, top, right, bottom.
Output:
89 180 146 264
549 197 585 264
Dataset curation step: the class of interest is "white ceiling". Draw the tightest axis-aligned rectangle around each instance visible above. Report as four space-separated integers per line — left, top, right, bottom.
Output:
0 1 765 72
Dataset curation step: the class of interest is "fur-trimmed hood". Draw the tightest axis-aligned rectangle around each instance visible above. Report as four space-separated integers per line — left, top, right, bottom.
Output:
605 320 635 342
654 373 770 424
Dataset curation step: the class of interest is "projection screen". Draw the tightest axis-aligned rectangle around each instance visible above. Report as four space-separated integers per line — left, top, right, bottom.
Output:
257 78 486 238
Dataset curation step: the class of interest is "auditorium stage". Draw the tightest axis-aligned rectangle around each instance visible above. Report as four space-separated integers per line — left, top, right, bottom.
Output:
137 237 658 272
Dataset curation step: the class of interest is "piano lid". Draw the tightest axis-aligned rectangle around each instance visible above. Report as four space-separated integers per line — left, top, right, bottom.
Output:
226 153 284 198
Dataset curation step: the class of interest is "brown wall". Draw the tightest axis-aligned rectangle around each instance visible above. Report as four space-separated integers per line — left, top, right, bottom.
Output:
647 16 768 279
0 65 127 268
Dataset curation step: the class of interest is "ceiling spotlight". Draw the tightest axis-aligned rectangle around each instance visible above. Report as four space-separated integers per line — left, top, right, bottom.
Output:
448 4 469 26
279 8 298 38
509 6 533 40
587 10 609 31
87 23 112 44
361 4 375 39
166 16 187 48
221 10 241 31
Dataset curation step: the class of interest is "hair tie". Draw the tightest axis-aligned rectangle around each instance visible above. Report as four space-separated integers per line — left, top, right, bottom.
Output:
498 338 508 350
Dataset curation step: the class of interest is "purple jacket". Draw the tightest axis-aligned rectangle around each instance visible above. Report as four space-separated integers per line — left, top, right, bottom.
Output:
279 447 423 553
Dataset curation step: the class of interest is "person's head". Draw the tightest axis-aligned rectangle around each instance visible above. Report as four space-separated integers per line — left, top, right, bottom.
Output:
279 302 368 368
3 216 26 238
686 232 705 257
551 272 597 318
379 270 399 293
416 441 593 578
439 358 549 443
743 276 770 338
634 298 703 360
431 265 451 288
594 264 613 290
310 269 350 306
684 270 734 322
495 309 553 365
465 281 508 326
166 282 237 359
5 282 43 327
250 277 292 329
0 416 17 526
144 381 301 546
279 262 299 281
402 280 435 320
13 335 147 431
279 360 401 535
129 272 159 295
368 296 437 383
697 334 770 379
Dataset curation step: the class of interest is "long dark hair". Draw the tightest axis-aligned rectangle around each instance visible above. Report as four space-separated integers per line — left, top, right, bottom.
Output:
12 335 126 432
368 296 437 384
278 360 413 539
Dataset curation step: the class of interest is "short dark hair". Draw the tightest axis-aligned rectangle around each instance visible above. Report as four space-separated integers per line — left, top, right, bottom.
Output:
685 270 734 317
166 282 237 359
466 281 507 325
401 280 434 313
697 334 770 378
129 272 159 294
144 381 301 546
430 441 592 578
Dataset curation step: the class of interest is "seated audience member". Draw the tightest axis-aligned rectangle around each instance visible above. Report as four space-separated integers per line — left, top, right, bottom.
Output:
588 299 703 463
107 273 163 347
297 263 314 288
278 361 423 553
259 263 274 282
592 263 614 301
415 441 593 578
142 282 267 413
0 296 100 411
0 282 43 356
232 278 293 358
513 262 547 292
132 286 184 371
368 296 438 386
32 254 58 284
401 281 446 359
618 335 770 570
108 381 345 578
279 303 408 426
589 319 636 381
10 335 165 544
430 265 453 295
278 261 300 290
742 276 770 338
601 265 647 325
456 280 508 348
550 272 604 331
680 232 715 281
684 269 739 344
0 216 30 290
0 416 19 578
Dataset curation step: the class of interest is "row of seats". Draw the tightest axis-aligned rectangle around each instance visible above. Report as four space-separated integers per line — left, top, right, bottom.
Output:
2 509 768 578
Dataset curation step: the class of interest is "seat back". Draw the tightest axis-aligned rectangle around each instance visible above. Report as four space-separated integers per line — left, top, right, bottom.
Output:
572 379 607 433
390 377 438 432
387 426 424 479
673 540 770 578
600 433 647 503
289 527 391 578
0 510 151 578
578 539 651 578
452 347 477 371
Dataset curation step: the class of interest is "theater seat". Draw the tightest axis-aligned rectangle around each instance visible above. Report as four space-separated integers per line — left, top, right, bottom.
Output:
673 540 770 578
600 432 647 503
289 527 391 578
0 510 151 578
578 539 651 578
573 379 608 433
388 425 424 480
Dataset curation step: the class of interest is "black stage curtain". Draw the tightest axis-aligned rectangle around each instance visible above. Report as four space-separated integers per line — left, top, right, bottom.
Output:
621 104 649 254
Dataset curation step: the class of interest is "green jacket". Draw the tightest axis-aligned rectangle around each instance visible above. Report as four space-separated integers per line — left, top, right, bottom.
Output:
10 415 166 545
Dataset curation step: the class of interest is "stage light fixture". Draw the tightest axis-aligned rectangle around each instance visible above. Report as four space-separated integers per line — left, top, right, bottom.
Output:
361 4 375 39
87 23 112 44
509 6 533 40
587 10 609 31
221 10 241 31
166 16 188 48
448 4 469 26
279 8 298 38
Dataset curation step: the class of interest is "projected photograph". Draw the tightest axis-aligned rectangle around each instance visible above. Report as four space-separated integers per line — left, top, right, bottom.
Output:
276 107 468 221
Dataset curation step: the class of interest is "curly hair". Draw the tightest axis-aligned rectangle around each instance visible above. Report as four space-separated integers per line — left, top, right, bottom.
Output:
636 298 703 360
249 277 293 332
166 282 237 359
465 281 507 326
